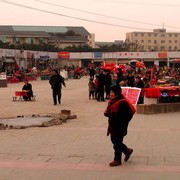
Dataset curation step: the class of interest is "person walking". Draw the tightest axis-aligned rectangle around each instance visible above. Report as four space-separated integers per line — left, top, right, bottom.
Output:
49 69 66 105
104 85 136 167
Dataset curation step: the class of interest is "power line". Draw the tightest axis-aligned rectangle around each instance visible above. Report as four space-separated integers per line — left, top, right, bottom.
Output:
35 0 180 29
36 0 162 27
122 0 180 7
1 0 153 31
90 0 180 7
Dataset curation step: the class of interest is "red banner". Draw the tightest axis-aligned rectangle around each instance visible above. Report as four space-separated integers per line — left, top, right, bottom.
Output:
158 52 167 58
58 52 70 59
122 87 141 105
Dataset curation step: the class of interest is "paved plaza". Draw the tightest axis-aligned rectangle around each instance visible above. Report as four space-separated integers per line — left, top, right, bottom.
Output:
0 77 180 180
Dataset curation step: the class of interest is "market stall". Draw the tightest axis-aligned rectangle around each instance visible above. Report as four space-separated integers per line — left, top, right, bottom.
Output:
0 73 7 87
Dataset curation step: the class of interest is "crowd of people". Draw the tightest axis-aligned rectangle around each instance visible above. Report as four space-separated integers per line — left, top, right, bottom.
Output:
1 62 179 167
87 64 180 104
1 62 179 104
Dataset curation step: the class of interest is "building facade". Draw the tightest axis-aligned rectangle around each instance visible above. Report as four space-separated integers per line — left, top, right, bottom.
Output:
126 29 180 52
0 25 95 49
1 48 180 70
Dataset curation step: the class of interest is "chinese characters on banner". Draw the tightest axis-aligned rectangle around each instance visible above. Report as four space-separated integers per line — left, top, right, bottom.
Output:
121 87 141 105
58 52 70 59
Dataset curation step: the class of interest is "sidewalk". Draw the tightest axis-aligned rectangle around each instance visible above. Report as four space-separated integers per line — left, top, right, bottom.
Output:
0 77 180 180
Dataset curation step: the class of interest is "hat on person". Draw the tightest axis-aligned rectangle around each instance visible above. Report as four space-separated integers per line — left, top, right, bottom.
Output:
110 85 122 95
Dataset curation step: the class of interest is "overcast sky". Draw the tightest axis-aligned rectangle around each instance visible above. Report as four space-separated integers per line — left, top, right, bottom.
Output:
0 0 180 42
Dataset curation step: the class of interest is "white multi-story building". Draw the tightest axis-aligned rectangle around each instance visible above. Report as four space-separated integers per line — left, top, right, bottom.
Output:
126 29 180 52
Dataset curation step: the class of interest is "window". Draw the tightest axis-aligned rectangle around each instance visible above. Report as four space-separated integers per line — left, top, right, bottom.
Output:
168 34 172 37
174 34 178 37
141 33 144 37
135 40 138 43
148 46 151 50
15 37 20 44
135 33 138 36
161 34 165 37
148 34 151 37
161 40 165 43
148 40 151 43
39 38 44 44
0 36 6 42
160 46 165 50
141 40 144 43
154 46 158 51
169 40 172 43
169 46 172 50
154 40 157 44
154 34 157 37
175 40 178 43
141 45 144 51
27 38 33 44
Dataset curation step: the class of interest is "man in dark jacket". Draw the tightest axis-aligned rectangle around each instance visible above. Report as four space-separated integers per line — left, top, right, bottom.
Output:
97 70 106 101
104 85 135 167
105 70 112 99
134 76 144 104
49 69 66 105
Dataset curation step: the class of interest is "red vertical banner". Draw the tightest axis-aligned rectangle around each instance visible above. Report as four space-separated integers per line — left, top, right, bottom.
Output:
27 51 31 59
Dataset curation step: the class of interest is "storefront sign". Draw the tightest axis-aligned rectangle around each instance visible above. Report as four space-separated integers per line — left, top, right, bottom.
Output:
94 52 102 58
0 74 7 80
158 52 167 58
5 50 15 57
58 52 70 59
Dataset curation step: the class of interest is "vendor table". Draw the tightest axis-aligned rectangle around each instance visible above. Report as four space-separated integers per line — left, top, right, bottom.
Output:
142 86 180 104
0 74 7 87
14 90 28 101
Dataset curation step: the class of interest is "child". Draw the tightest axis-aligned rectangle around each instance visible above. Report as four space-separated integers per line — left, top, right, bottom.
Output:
88 78 95 99
94 75 99 99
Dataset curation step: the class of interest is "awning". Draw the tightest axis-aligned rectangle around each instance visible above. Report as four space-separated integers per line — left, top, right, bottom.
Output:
168 59 180 63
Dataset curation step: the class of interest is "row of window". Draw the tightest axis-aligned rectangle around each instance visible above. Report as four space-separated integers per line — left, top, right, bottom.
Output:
15 37 45 44
135 33 179 37
136 40 179 44
0 36 45 44
141 46 178 51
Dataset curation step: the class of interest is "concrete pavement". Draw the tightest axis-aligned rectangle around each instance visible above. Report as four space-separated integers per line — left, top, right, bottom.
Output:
0 77 180 180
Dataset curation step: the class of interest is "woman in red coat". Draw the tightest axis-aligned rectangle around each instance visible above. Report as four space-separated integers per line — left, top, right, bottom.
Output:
104 85 135 167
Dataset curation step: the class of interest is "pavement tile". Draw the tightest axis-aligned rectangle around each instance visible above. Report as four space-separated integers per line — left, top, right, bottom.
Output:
0 77 180 179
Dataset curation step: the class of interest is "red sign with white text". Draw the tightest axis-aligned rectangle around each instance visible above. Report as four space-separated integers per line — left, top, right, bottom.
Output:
58 52 70 59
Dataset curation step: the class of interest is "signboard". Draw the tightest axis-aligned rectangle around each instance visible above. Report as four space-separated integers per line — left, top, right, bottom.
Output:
121 87 141 105
94 52 102 58
40 55 50 61
5 50 15 57
0 74 7 80
158 52 167 58
58 52 70 59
